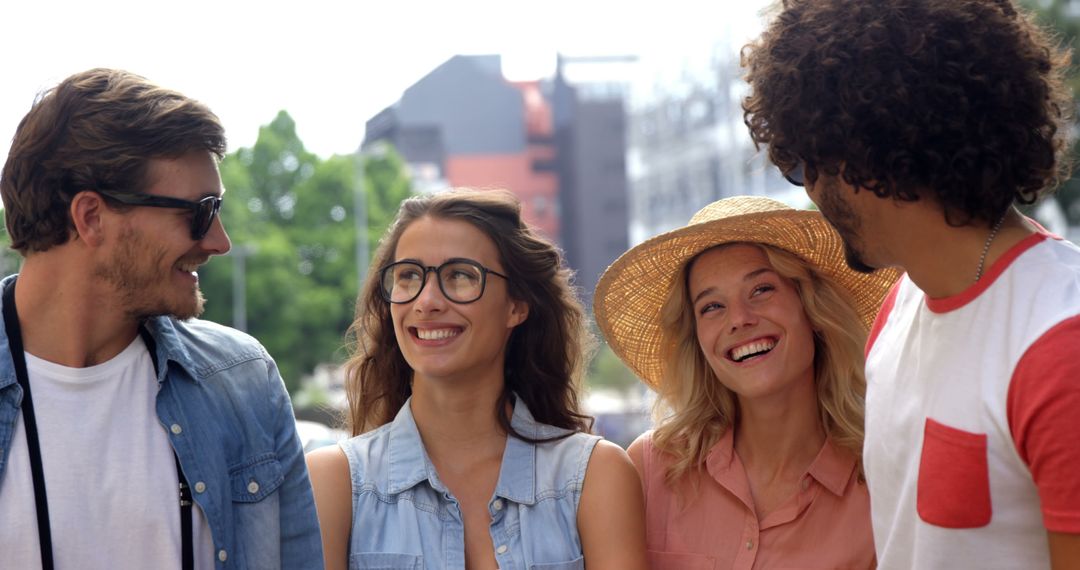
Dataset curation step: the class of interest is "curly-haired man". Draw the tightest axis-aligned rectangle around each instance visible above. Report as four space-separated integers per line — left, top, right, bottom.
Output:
744 0 1080 567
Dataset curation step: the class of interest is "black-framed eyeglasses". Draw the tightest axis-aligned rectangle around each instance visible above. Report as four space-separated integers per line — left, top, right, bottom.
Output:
96 189 223 241
379 258 509 304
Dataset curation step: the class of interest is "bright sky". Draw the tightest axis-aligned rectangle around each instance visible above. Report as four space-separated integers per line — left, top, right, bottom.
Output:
1 0 768 163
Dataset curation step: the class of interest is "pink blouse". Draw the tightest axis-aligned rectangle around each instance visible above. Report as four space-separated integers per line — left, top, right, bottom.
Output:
638 429 875 569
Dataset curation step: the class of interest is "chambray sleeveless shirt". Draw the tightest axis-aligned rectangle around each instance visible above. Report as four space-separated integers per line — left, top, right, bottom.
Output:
339 397 600 570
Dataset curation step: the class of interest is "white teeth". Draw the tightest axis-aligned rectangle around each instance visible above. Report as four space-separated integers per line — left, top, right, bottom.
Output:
730 339 777 362
417 328 460 340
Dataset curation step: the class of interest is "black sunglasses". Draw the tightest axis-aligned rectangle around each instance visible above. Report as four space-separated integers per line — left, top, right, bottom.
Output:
782 160 806 187
96 189 223 241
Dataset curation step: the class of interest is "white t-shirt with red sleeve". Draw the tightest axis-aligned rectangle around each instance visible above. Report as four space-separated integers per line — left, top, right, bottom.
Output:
864 230 1080 569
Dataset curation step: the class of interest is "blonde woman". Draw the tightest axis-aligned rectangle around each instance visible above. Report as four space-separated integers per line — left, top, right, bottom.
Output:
594 197 898 569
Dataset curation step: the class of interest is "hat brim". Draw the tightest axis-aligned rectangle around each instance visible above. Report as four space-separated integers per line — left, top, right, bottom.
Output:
593 208 900 388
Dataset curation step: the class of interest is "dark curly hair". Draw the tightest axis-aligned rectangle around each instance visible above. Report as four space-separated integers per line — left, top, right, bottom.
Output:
743 0 1073 226
1 68 226 254
343 188 594 440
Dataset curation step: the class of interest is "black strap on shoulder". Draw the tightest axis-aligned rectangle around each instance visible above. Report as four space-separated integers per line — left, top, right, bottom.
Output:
138 327 194 570
175 454 194 570
3 278 55 570
3 277 193 570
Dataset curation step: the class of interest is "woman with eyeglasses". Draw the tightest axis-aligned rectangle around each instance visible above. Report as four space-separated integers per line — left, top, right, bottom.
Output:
306 189 647 570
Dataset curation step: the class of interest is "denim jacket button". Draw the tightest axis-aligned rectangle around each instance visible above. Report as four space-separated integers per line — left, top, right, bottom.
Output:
493 499 504 511
170 424 183 435
218 549 228 562
496 544 508 554
247 480 260 494
194 481 206 493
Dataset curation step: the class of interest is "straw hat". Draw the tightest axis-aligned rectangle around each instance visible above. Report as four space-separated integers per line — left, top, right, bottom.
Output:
593 196 900 388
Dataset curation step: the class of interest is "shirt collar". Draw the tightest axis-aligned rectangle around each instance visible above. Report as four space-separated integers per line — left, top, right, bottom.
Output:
385 400 436 495
704 427 738 483
493 398 555 506
705 427 857 498
0 275 17 391
385 394 562 504
141 316 199 384
806 436 858 497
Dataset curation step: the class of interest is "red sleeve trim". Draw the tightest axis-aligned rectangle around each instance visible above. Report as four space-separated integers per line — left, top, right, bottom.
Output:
865 277 903 359
926 232 1047 314
1008 314 1080 532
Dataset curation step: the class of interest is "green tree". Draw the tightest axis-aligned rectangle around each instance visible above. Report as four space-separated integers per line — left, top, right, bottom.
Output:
0 222 21 276
199 111 412 393
585 340 642 394
1024 0 1080 222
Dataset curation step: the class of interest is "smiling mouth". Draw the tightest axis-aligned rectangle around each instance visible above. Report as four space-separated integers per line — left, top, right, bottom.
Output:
176 257 208 274
412 327 462 341
728 338 778 363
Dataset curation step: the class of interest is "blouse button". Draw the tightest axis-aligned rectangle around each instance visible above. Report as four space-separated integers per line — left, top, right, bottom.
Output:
746 539 755 550
801 477 810 491
496 545 508 554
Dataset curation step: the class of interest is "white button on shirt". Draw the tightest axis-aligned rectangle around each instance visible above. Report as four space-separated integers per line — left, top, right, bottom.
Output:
170 424 183 435
247 481 260 494
493 499 504 511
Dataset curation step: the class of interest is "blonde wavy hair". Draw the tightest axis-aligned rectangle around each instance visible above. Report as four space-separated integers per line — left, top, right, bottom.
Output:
651 243 868 488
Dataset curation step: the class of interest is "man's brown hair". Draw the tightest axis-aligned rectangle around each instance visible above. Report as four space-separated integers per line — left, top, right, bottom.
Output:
1 68 227 254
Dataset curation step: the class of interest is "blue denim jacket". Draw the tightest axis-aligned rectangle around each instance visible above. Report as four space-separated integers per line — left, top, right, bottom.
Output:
0 274 324 569
340 397 600 570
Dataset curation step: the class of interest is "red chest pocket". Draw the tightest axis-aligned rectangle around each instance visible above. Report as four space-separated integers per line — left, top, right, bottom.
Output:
917 418 992 528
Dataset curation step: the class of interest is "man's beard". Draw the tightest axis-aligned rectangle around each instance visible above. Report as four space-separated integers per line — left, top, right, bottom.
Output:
818 178 877 274
92 225 206 321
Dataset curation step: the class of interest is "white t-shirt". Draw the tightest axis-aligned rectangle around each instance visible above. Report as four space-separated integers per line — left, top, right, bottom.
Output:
865 232 1080 569
0 337 214 569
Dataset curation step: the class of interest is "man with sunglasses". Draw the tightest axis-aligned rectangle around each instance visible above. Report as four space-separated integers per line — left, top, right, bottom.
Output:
743 1 1080 568
0 69 323 569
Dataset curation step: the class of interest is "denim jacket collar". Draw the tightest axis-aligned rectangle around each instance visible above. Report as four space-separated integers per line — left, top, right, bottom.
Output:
0 275 17 393
141 316 200 384
385 395 570 505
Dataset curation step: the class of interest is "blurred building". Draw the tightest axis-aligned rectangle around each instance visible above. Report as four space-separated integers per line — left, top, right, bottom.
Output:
625 23 798 245
362 54 629 305
552 54 632 307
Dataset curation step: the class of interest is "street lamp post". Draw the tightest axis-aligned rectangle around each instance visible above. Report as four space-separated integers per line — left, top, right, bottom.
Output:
230 243 257 332
354 153 368 288
354 142 387 287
